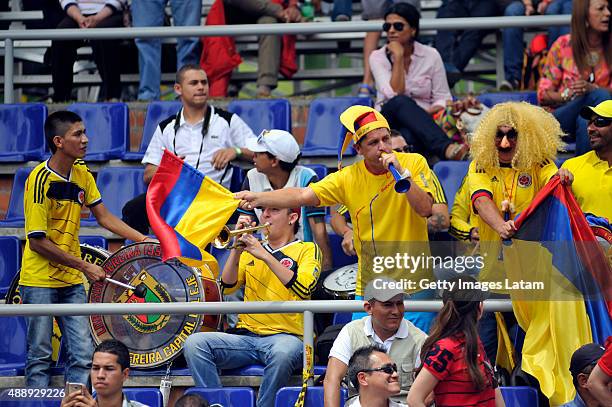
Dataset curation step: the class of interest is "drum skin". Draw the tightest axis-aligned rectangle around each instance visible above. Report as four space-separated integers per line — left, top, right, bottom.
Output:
322 263 358 300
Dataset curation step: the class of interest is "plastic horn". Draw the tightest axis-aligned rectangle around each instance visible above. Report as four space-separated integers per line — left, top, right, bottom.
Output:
388 163 411 193
106 278 147 298
213 223 271 249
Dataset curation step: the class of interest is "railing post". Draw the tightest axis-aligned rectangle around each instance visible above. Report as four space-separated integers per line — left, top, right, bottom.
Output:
303 310 314 386
4 37 14 104
495 30 504 88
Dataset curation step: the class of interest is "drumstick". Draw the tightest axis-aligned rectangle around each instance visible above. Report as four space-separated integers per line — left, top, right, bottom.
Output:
106 278 147 298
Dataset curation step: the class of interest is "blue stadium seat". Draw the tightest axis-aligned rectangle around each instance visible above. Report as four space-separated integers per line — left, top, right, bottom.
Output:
500 386 539 407
275 386 348 407
329 233 358 269
478 91 538 108
1 400 61 407
332 313 352 325
124 388 163 407
304 164 328 181
81 167 146 227
0 316 27 375
230 166 245 193
302 97 373 157
186 387 256 407
0 103 47 162
79 236 108 250
67 103 129 161
228 99 292 134
0 237 21 299
122 101 182 161
0 167 34 228
432 161 470 208
211 246 231 273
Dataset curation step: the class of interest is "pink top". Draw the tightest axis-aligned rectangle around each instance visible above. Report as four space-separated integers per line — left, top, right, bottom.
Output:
537 34 612 106
369 41 452 111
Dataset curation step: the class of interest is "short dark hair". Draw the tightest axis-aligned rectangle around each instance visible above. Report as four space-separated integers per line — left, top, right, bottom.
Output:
174 393 210 407
176 64 206 84
572 363 596 389
384 2 421 38
263 152 301 173
390 129 402 138
44 110 82 154
347 344 387 391
94 339 130 371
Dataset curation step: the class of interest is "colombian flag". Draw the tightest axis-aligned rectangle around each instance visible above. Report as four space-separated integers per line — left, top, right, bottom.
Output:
146 150 239 271
504 176 612 405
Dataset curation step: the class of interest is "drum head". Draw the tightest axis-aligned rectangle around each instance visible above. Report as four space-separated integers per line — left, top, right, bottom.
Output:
323 263 357 299
6 243 110 361
88 242 203 369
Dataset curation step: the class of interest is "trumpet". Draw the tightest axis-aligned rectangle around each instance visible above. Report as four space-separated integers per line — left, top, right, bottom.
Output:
213 223 271 249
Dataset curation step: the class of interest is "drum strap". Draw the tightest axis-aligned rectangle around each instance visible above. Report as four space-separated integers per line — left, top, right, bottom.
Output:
159 362 173 407
293 343 314 407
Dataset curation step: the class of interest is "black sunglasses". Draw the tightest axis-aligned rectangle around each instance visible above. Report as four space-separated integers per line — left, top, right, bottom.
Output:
383 22 405 32
495 129 518 140
361 363 398 375
393 146 410 153
590 117 612 128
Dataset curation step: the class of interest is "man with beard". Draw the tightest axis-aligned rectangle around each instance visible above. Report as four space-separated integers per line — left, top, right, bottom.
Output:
561 100 612 221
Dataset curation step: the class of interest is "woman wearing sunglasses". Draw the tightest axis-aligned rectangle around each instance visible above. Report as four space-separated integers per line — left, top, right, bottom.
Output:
407 276 506 407
537 0 612 156
369 3 469 161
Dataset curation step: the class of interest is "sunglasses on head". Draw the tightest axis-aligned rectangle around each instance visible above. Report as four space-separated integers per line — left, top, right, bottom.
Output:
361 363 398 375
495 129 518 140
383 22 406 32
393 146 410 153
590 117 612 128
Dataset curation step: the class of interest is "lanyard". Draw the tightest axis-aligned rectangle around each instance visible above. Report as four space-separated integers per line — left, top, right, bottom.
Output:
172 105 212 170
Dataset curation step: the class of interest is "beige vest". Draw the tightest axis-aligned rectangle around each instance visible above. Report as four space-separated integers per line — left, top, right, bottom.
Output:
345 318 427 396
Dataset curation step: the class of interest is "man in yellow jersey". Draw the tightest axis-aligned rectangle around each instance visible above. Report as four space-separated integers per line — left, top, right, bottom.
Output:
467 102 572 245
183 207 321 407
449 175 479 243
562 100 612 221
21 111 150 388
235 105 434 294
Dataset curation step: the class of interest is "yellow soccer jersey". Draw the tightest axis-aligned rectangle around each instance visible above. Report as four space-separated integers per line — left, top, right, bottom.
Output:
449 175 476 241
562 151 612 220
309 153 434 294
223 240 321 337
467 160 558 243
430 171 447 205
21 160 102 287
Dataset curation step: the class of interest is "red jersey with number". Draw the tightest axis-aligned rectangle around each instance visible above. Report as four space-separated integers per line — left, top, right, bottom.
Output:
423 334 497 407
598 336 612 376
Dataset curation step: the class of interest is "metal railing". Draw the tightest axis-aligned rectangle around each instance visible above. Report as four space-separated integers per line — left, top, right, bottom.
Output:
1 15 571 103
0 299 514 383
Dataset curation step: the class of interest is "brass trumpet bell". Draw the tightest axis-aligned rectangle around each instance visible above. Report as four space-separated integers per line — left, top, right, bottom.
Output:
213 223 270 249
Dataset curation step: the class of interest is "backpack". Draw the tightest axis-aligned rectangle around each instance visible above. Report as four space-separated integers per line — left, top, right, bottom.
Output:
521 34 549 90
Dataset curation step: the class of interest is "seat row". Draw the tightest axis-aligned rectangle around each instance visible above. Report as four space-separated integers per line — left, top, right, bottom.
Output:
0 92 539 163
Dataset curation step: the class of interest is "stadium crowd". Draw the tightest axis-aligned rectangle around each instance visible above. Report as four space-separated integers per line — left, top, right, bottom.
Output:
1 0 612 406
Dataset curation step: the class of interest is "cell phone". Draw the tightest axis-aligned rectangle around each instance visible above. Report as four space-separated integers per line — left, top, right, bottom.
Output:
64 382 84 397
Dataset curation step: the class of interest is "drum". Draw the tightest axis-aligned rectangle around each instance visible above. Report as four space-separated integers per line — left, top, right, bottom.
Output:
323 263 358 299
6 243 110 361
199 263 222 332
88 242 220 369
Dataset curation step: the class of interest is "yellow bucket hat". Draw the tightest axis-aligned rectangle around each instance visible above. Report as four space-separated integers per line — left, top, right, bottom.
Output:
338 105 389 168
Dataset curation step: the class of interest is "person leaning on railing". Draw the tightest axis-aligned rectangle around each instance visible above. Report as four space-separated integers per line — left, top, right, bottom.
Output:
537 0 612 156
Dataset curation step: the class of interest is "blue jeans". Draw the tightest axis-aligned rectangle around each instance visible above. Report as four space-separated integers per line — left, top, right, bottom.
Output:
184 331 303 407
132 0 201 100
553 88 612 156
21 285 94 387
332 0 352 20
503 0 572 84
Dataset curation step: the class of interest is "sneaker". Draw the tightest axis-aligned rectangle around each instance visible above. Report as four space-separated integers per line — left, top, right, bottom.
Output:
256 85 272 98
499 79 519 91
334 14 350 22
357 83 375 97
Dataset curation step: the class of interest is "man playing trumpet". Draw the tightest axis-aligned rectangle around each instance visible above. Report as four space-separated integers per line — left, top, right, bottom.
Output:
184 207 321 407
235 105 436 330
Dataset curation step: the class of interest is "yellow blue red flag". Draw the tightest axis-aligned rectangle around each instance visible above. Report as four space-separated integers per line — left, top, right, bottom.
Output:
146 150 239 270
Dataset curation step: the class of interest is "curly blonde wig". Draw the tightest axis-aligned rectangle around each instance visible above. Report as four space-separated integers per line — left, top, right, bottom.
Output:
470 102 565 171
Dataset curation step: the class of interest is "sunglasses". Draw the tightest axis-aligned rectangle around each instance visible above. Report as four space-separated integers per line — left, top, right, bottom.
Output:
590 117 612 128
393 146 410 153
361 363 398 375
495 129 518 140
382 22 406 32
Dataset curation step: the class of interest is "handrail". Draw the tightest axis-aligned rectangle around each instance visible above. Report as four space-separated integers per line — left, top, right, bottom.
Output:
1 15 571 103
0 299 513 382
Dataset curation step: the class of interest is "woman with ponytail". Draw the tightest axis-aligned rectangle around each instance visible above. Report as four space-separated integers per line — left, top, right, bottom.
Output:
406 276 506 407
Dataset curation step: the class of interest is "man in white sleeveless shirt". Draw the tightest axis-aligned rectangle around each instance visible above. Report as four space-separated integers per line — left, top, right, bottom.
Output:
324 277 427 406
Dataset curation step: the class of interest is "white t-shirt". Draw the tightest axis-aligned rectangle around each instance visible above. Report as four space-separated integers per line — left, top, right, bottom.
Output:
142 105 255 189
345 396 407 407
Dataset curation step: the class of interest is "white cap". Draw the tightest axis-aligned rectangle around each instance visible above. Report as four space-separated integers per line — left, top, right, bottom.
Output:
245 129 301 163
